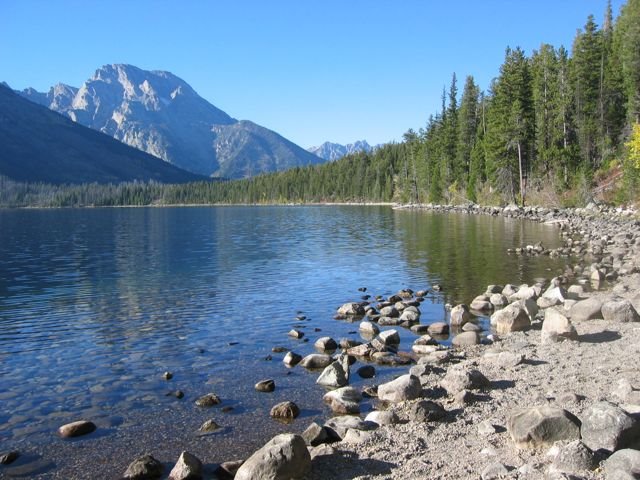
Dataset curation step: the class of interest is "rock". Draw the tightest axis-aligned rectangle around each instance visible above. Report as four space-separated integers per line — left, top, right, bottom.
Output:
491 302 531 334
195 393 221 407
412 344 440 355
346 343 373 357
502 284 518 297
428 322 449 335
299 354 333 369
470 295 494 312
378 316 402 326
288 329 304 339
377 374 422 403
484 350 524 367
441 366 490 394
123 455 164 479
550 440 595 475
314 336 338 352
542 308 578 342
270 401 300 422
543 286 567 303
283 351 302 367
0 451 19 465
378 329 401 346
568 297 603 321
604 449 640 479
580 401 640 453
255 379 275 393
323 386 362 414
324 416 377 440
507 406 581 448
410 324 430 334
356 365 376 378
359 320 379 336
450 304 472 326
462 322 483 332
601 299 640 323
339 338 360 349
452 331 481 346
162 371 173 380
454 389 476 405
537 296 562 309
198 419 221 433
215 460 244 479
58 420 96 438
481 462 510 480
166 390 185 399
399 309 420 322
418 350 452 365
486 285 504 294
478 420 498 436
364 410 400 426
409 400 446 422
611 379 640 404
316 355 349 388
302 422 330 447
342 428 375 444
489 293 508 307
234 433 310 480
169 451 203 480
337 303 365 316
380 306 399 317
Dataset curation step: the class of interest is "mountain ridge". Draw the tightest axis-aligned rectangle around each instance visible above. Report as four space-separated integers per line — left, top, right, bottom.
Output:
307 140 375 161
18 64 324 179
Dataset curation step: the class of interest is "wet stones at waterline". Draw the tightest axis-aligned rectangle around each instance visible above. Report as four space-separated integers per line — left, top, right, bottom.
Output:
270 401 300 422
58 420 96 438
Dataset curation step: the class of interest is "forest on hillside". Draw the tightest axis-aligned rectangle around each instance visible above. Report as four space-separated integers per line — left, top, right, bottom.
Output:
1 0 639 209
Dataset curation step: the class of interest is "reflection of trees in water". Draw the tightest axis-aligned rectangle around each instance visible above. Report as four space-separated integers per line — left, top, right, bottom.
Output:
394 211 570 305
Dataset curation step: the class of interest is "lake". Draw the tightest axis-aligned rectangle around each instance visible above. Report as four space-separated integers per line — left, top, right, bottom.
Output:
0 206 569 478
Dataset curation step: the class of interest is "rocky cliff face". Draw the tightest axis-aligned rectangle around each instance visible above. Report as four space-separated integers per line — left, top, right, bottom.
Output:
19 64 323 178
307 140 374 161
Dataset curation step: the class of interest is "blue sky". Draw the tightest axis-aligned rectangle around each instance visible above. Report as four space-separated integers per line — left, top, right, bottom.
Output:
0 0 626 148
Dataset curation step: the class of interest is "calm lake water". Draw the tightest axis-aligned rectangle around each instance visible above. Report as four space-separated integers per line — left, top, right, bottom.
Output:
0 206 569 478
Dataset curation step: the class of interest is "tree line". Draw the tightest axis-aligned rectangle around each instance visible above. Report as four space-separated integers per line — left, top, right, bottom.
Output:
1 0 639 209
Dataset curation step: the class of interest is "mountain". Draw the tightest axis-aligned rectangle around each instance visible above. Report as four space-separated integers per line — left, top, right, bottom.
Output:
19 64 324 178
0 84 204 184
307 140 374 161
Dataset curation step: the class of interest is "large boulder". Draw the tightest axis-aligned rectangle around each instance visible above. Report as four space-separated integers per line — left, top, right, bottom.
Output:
580 401 640 453
491 303 531 334
601 299 640 323
377 374 421 403
568 298 603 322
550 440 595 475
234 433 311 480
542 308 578 343
507 406 581 448
604 449 640 479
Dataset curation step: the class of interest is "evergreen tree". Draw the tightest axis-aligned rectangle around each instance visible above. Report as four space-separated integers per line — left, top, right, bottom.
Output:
456 75 480 191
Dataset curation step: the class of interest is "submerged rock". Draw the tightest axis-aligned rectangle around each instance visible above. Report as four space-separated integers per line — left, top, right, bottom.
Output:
58 420 96 438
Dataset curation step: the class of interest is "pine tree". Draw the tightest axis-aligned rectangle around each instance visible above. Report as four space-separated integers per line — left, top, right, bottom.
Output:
456 75 480 193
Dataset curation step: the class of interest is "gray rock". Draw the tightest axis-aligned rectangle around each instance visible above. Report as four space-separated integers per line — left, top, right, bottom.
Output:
198 419 221 433
538 296 562 309
123 455 163 479
568 298 603 321
346 343 373 357
427 322 449 335
580 401 640 453
441 366 490 394
364 410 399 426
551 440 595 475
324 416 377 440
380 305 400 317
58 420 96 438
216 461 244 479
323 386 362 414
255 379 275 393
288 329 304 339
470 296 494 312
484 350 524 367
602 299 640 323
507 406 581 448
378 329 401 346
462 322 483 332
478 420 498 436
195 393 221 407
337 303 365 316
399 309 420 322
283 351 302 367
452 331 481 346
409 400 446 422
359 321 379 336
377 374 422 403
314 336 338 352
0 451 19 465
299 354 333 369
342 428 375 444
491 302 531 334
450 304 472 326
543 286 568 303
234 433 311 480
486 285 504 294
270 401 300 422
302 422 330 447
489 293 508 307
410 324 431 334
542 308 578 342
316 355 349 388
169 451 203 480
481 462 510 480
604 449 640 479
356 365 376 379
454 389 476 405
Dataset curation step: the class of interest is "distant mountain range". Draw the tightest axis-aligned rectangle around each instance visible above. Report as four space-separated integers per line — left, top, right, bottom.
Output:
0 84 204 184
18 64 324 179
307 140 375 161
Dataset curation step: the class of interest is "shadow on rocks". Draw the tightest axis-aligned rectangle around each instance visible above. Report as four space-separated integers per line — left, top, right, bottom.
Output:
490 379 516 390
521 358 548 366
578 330 621 343
309 450 395 479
